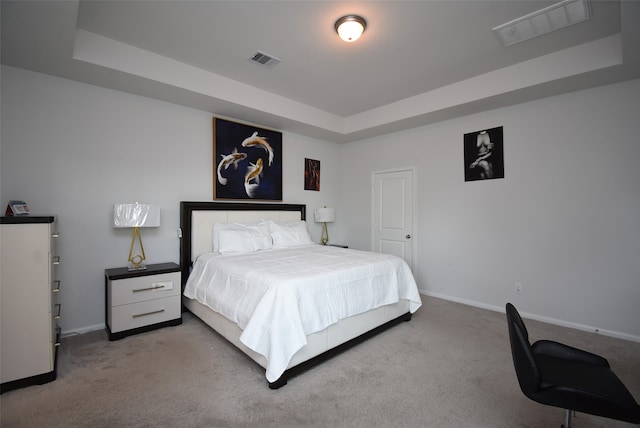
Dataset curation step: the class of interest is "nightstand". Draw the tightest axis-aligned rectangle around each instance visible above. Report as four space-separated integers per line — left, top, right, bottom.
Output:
105 262 182 341
328 244 348 248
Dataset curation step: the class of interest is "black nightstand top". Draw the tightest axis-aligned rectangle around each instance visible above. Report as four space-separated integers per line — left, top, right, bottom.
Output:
105 262 181 280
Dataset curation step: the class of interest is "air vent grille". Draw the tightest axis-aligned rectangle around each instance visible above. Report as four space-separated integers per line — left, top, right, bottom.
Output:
249 51 281 69
493 0 591 47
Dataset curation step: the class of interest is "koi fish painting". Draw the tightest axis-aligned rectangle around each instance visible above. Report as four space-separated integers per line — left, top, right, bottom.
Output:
213 117 282 200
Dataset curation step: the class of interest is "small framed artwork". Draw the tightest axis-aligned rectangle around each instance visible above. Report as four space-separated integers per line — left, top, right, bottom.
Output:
213 117 283 200
5 200 30 216
464 126 504 182
304 158 320 191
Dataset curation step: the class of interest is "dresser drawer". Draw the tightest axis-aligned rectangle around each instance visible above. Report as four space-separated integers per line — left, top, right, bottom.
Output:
109 295 181 333
109 271 180 306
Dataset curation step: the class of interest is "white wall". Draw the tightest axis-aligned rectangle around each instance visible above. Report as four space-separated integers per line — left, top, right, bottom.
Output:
3 64 639 341
1 65 341 334
338 78 640 341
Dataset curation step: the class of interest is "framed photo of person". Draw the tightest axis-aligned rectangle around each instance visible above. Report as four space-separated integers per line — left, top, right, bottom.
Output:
464 126 504 182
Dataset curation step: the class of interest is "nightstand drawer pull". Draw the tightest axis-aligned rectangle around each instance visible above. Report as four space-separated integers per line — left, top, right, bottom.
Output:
52 256 61 265
132 285 165 293
52 280 61 292
54 303 61 319
132 309 165 318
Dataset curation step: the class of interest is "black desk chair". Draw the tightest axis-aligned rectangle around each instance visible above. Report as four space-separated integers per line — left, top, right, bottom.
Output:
506 303 640 427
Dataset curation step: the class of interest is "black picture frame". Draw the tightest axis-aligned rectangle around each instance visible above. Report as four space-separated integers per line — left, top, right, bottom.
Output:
213 117 283 200
304 158 320 191
464 126 504 182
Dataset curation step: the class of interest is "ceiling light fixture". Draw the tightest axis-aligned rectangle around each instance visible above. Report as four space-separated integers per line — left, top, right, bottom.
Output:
334 15 367 42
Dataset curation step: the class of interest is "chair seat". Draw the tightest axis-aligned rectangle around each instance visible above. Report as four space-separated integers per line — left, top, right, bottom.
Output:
506 303 640 427
531 351 640 424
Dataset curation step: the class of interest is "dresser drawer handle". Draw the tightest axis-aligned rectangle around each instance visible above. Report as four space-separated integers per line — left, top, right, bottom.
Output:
54 303 61 319
132 285 165 293
54 342 62 347
52 256 61 265
132 309 165 318
52 233 60 238
52 280 61 292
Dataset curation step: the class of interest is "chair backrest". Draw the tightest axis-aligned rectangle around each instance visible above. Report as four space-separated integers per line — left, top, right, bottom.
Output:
506 303 541 395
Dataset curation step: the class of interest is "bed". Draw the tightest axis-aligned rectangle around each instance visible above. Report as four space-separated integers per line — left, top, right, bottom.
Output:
179 201 422 388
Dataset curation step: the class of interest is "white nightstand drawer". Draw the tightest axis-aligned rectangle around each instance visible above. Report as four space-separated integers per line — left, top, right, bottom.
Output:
109 295 181 333
110 272 180 306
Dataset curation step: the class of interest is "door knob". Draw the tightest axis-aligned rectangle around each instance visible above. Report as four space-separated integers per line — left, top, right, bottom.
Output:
406 234 411 239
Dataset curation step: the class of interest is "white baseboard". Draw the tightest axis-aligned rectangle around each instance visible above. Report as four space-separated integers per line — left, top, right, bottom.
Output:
61 323 105 338
422 290 640 343
63 293 640 344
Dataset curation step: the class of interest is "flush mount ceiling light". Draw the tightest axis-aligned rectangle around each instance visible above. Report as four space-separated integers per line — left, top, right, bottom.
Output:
334 15 367 42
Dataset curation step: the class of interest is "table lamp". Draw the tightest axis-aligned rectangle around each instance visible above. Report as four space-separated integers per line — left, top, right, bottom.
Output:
314 206 335 245
113 203 160 270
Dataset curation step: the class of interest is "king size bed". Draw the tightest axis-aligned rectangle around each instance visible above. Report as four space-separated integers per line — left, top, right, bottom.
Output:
180 201 422 388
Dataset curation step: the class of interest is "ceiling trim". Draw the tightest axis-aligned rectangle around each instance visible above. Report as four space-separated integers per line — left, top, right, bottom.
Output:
3 1 638 143
73 29 625 141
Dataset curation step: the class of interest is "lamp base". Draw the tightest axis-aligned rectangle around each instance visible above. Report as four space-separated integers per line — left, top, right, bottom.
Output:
128 264 148 271
320 222 329 245
127 232 147 271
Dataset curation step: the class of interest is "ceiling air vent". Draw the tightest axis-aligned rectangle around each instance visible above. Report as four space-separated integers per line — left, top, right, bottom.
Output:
249 51 281 69
493 0 591 47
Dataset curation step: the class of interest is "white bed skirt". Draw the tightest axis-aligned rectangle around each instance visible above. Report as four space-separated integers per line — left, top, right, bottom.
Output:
183 296 410 371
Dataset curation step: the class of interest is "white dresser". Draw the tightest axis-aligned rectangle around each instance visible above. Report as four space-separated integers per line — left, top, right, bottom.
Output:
1 216 61 393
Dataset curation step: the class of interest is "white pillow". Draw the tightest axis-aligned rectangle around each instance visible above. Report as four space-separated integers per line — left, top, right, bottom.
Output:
218 228 273 254
212 221 271 252
270 220 313 247
219 229 272 254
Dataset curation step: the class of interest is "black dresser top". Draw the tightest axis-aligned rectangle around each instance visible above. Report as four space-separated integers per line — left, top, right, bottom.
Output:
1 216 55 224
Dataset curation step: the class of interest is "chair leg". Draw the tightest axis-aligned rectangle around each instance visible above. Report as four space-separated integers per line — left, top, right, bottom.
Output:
562 409 572 428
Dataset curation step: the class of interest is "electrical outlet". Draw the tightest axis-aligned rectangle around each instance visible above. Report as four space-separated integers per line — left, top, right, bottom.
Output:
514 282 523 294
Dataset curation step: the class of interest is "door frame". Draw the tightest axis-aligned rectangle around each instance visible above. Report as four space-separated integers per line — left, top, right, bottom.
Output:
370 167 418 272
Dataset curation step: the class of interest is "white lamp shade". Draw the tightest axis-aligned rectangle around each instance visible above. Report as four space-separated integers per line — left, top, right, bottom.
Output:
314 207 336 223
113 203 160 228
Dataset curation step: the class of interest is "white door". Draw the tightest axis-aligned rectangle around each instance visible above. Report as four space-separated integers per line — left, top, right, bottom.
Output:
372 168 414 270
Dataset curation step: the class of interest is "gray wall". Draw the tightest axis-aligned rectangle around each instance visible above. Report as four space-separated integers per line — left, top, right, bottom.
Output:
1 65 341 334
338 78 640 341
2 64 639 341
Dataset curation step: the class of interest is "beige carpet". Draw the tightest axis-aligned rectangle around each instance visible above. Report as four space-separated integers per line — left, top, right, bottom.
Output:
1 297 639 428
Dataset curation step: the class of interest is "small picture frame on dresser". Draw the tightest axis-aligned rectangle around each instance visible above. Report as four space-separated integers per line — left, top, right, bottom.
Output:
5 200 30 216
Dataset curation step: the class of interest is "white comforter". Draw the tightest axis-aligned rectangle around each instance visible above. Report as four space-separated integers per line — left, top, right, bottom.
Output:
183 244 422 382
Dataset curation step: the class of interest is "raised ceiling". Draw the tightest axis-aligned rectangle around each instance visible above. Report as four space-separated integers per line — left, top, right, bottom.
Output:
2 1 639 143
